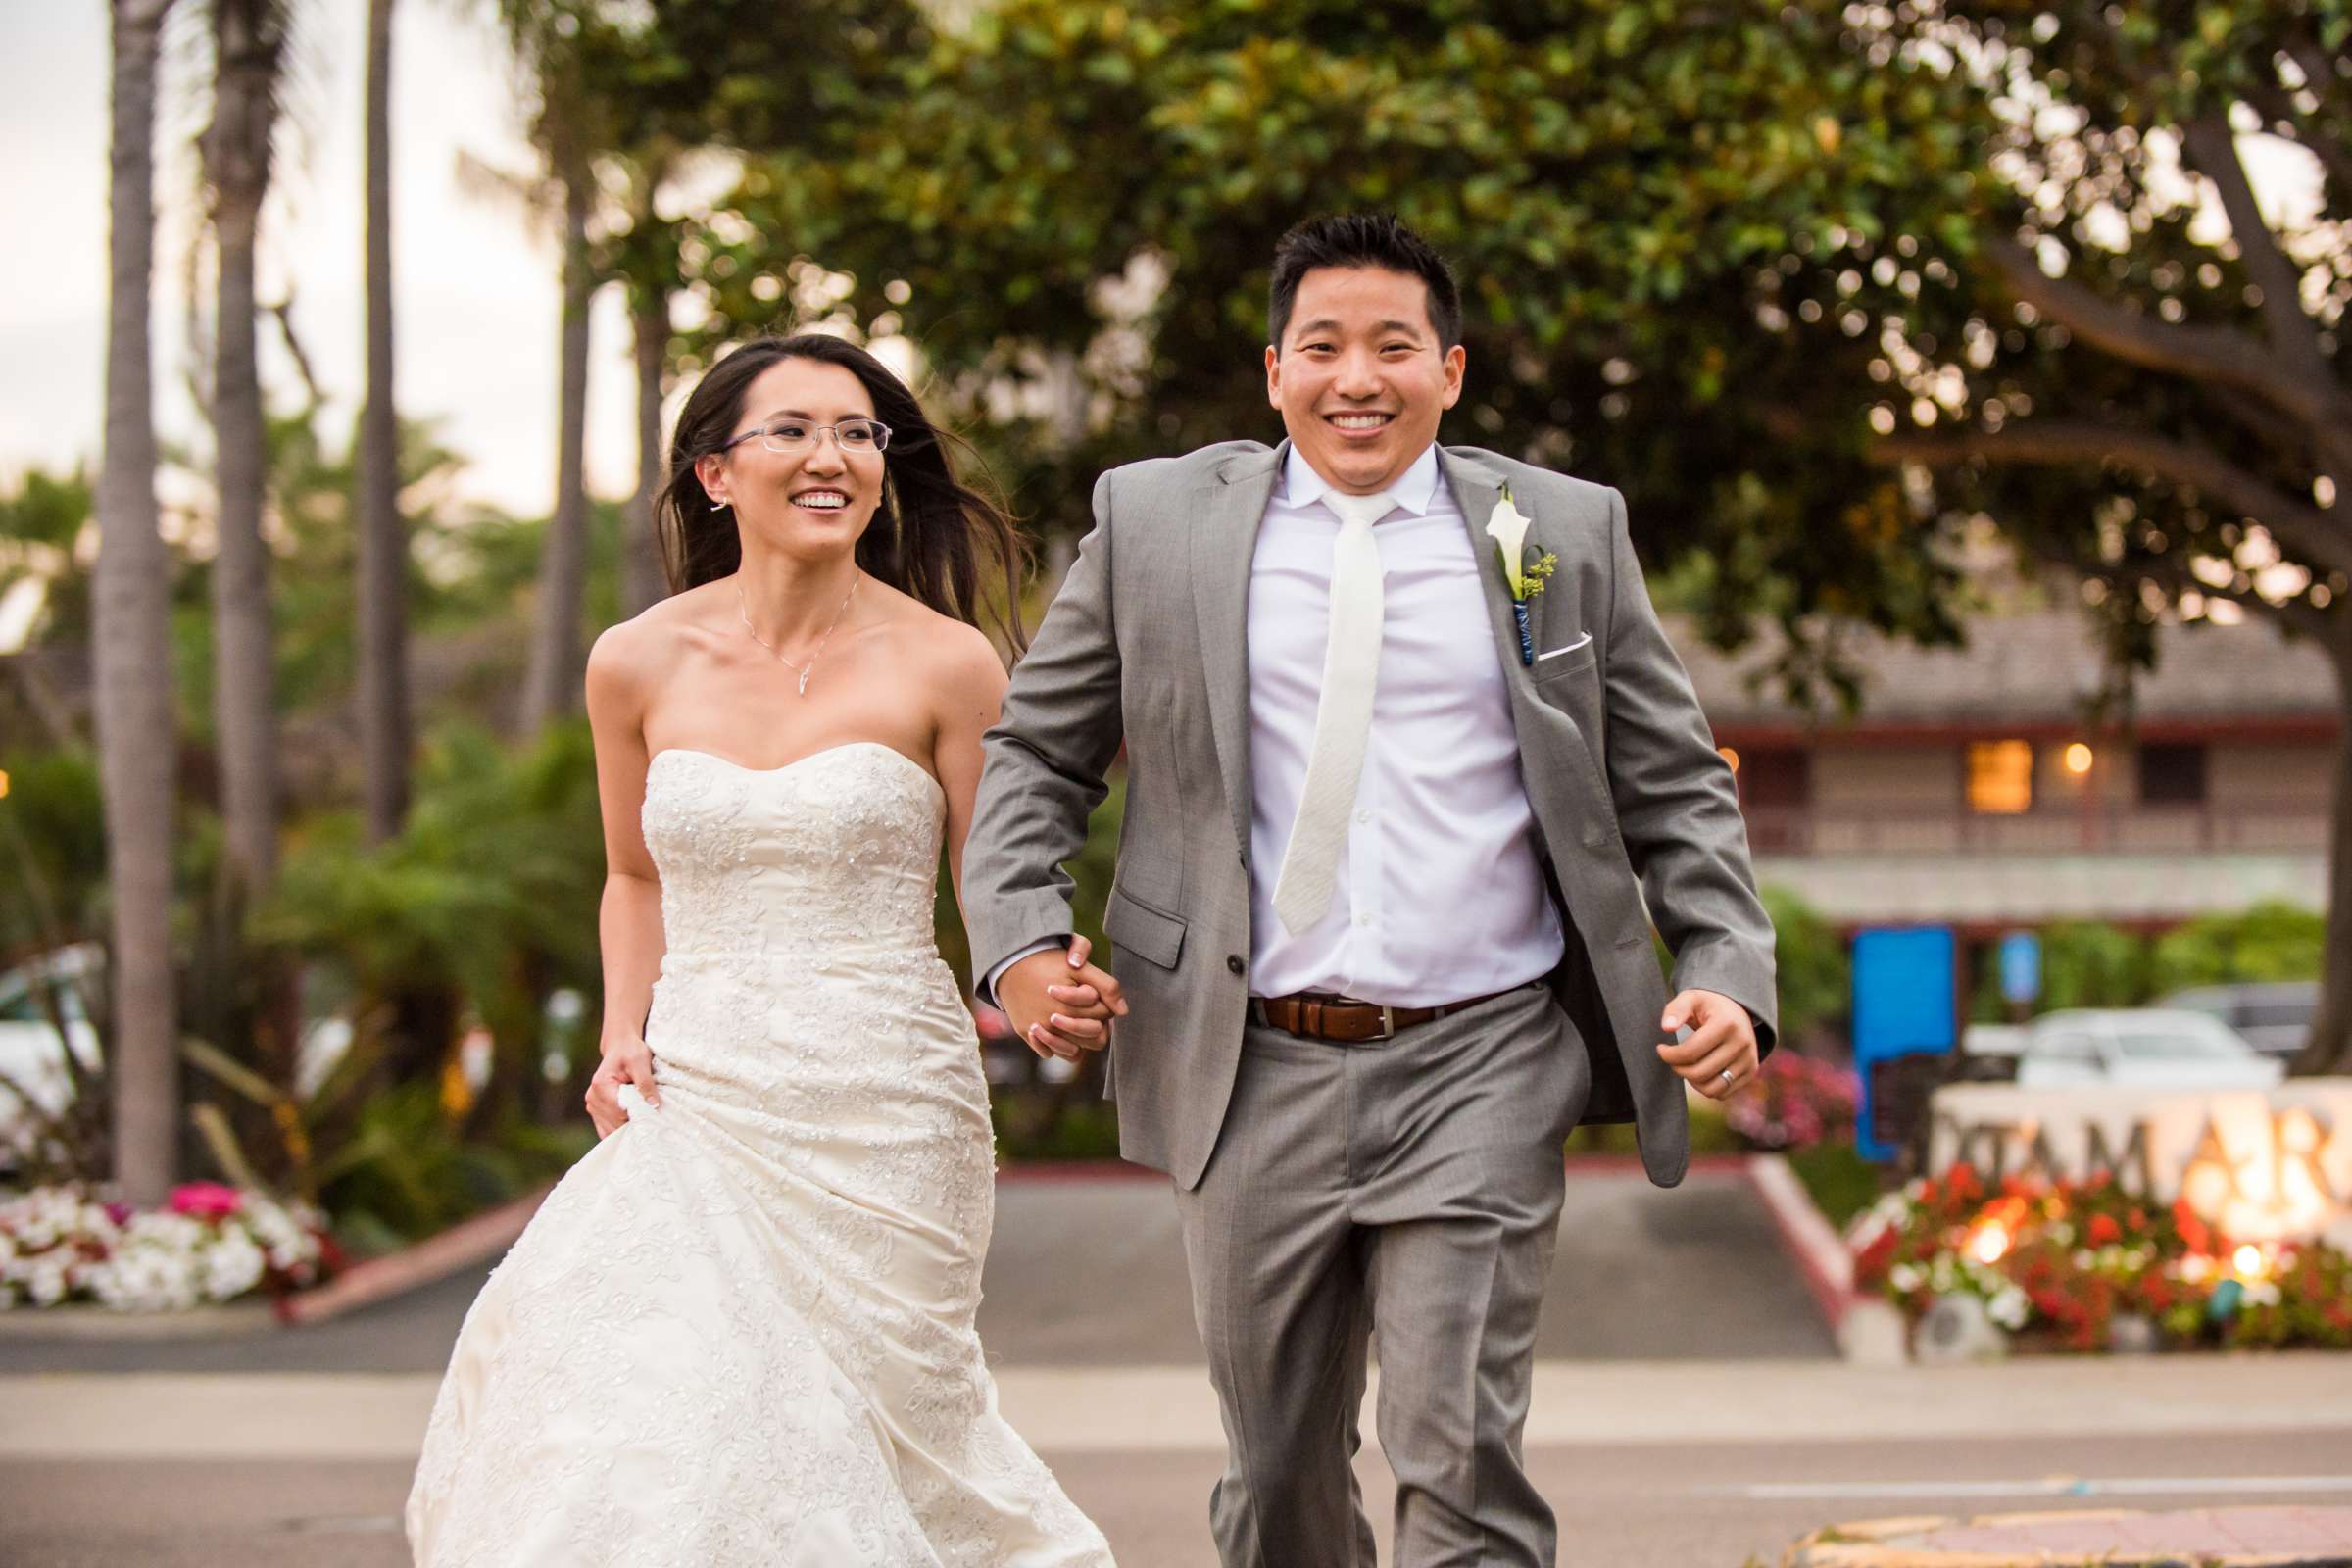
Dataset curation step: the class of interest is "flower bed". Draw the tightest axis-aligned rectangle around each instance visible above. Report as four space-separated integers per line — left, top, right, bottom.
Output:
1726 1050 1860 1152
0 1183 340 1313
1847 1163 2352 1352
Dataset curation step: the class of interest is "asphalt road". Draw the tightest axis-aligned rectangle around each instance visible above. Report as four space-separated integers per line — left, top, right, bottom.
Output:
6 1430 2350 1567
0 1163 1836 1376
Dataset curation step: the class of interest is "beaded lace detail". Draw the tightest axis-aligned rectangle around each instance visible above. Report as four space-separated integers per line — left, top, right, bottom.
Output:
406 743 1113 1567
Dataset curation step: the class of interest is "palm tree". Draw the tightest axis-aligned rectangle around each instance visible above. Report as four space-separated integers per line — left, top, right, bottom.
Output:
356 0 410 842
198 0 289 892
97 0 183 1207
507 1 601 733
615 153 675 620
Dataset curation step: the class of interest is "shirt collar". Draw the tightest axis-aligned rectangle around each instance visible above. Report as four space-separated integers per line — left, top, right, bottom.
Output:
1281 441 1443 520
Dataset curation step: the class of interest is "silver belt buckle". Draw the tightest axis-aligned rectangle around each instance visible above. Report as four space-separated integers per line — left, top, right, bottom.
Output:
1338 996 1396 1042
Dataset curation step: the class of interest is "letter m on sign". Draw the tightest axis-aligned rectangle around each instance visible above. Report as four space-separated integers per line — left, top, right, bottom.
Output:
2085 1120 2156 1196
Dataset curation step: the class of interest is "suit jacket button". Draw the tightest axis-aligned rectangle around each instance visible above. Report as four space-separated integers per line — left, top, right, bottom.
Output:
1226 955 1246 976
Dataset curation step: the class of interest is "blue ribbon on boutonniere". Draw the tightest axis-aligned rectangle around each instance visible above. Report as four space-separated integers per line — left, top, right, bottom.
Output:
1482 485 1556 666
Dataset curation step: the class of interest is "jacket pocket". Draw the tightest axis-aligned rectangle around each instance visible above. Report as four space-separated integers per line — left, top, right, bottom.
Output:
1532 637 1598 684
1104 885 1187 970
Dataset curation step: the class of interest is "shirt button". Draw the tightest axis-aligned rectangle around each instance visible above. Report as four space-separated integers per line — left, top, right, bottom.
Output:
1356 913 1373 927
1355 809 1372 825
1226 955 1246 976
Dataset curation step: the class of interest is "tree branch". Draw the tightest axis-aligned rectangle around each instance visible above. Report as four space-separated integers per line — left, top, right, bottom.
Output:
1872 417 2352 579
1984 237 2275 396
2177 112 2336 388
1984 236 2352 470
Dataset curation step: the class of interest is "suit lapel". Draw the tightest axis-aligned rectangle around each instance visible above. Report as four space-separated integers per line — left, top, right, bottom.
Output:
1439 447 1539 691
1193 442 1286 857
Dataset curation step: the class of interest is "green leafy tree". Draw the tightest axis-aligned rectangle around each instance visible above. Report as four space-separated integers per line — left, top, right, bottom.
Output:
2152 901 2328 991
687 0 1994 700
1848 5 2352 1071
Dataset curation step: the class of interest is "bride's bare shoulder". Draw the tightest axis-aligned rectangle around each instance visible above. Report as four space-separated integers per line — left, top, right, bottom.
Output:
590 585 728 702
870 588 1004 694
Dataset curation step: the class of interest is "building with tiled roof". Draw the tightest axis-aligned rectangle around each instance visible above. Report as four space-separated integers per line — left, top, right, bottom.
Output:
1681 608 2337 932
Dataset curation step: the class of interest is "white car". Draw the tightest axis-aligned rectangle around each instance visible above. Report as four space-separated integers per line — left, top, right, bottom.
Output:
0 947 104 1166
2012 1007 2285 1091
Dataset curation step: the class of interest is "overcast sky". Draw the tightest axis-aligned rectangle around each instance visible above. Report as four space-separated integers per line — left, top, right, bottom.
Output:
2 3 647 519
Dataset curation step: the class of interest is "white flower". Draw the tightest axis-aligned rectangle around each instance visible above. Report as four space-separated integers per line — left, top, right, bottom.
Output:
28 1260 68 1307
1483 489 1535 597
202 1230 267 1302
1987 1286 2031 1330
1888 1263 1924 1294
2244 1281 2282 1308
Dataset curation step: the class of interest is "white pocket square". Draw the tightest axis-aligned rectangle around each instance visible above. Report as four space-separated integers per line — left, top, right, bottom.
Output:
1535 633 1592 662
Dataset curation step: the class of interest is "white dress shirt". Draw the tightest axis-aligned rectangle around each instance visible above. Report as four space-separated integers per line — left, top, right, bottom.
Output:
1245 444 1562 1005
987 442 1565 1009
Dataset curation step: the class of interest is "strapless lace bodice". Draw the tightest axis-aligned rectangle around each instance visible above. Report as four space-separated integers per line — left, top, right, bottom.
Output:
642 743 946 962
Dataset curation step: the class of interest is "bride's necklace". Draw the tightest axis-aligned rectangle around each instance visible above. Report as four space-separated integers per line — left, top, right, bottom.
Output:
737 573 859 697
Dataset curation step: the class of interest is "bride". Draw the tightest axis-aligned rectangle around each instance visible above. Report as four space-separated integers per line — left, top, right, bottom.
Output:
406 334 1121 1566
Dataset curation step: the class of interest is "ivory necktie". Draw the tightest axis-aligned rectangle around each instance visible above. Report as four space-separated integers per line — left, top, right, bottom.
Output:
1272 489 1392 935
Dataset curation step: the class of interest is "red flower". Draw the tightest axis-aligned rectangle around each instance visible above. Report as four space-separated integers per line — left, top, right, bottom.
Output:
169 1183 244 1221
2088 1214 2122 1247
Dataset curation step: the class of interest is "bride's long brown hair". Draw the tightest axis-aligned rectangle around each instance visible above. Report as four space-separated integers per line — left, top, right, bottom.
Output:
656 334 1030 654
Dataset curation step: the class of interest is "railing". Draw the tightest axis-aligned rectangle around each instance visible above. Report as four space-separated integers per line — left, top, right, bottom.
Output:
1739 801 2331 856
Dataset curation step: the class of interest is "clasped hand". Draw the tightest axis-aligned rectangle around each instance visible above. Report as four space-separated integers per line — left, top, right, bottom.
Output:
997 934 1127 1060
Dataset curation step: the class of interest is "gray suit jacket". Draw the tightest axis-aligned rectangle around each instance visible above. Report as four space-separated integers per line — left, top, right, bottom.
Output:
964 440 1778 1190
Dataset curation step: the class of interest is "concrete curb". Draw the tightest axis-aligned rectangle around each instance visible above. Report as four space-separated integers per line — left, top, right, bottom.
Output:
0 1299 279 1342
1744 1152 1908 1364
1783 1506 2352 1566
275 1182 557 1329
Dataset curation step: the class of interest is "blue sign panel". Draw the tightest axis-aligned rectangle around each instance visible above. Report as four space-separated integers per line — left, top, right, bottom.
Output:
1997 930 2042 1006
1850 925 1957 1163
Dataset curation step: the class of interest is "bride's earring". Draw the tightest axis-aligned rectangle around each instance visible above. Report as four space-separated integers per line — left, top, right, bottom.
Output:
710 494 731 512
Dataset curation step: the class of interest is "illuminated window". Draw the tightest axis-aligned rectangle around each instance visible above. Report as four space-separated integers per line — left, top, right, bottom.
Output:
1967 740 2034 814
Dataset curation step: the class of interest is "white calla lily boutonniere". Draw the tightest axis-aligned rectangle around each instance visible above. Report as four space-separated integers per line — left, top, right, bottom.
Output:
1484 484 1556 666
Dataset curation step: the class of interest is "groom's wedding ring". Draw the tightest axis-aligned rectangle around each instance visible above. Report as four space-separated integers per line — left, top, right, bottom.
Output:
1718 1068 1735 1089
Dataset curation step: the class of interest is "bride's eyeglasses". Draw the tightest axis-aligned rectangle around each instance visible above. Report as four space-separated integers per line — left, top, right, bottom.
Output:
721 417 893 456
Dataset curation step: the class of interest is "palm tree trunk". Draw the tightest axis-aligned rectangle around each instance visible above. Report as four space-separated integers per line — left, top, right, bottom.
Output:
356 0 410 843
97 0 182 1207
623 282 666 617
203 0 282 892
518 158 594 732
2292 610 2352 1077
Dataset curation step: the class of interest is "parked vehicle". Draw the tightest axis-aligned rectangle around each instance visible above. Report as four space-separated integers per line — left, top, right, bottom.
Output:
0 947 104 1170
2011 1007 2284 1091
2156 980 2318 1058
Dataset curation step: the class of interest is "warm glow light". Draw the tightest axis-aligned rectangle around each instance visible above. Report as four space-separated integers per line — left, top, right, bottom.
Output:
1968 1223 2011 1265
2063 743 2094 775
1718 746 1740 771
2232 1243 2269 1282
0 768 10 801
2183 1102 2340 1243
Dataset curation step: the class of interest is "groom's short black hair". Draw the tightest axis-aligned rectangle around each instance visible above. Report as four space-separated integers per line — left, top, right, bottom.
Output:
1268 213 1463 352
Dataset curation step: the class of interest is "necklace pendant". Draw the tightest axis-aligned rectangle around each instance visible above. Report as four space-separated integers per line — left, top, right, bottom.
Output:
796 669 811 697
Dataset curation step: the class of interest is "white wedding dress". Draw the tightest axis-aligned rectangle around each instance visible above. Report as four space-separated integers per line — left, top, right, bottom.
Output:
406 742 1114 1567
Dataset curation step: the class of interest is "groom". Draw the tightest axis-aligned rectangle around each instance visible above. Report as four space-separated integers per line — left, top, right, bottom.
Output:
967 214 1777 1566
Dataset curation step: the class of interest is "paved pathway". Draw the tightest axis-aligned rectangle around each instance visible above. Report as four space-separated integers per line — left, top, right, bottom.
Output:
6 1424 2351 1566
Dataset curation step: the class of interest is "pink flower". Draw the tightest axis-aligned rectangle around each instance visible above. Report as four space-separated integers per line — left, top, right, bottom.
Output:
168 1183 245 1221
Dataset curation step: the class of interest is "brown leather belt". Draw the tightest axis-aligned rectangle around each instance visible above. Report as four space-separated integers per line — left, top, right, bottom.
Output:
1249 988 1516 1044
